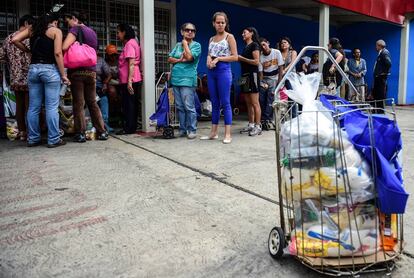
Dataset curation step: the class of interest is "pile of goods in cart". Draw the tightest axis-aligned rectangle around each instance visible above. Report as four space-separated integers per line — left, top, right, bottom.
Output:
277 72 408 260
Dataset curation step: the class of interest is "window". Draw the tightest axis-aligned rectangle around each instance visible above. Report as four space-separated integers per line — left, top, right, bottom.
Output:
30 0 107 54
154 7 171 74
13 0 171 73
0 0 18 43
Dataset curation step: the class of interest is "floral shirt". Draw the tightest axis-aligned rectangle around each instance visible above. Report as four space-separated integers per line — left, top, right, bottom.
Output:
1 31 31 91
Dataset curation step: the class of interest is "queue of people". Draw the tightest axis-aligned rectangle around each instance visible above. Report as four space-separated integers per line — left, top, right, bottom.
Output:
1 11 392 146
1 11 142 147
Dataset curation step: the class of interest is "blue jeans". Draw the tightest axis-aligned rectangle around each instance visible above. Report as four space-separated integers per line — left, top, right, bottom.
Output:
27 64 61 144
259 78 277 121
96 87 111 131
172 86 197 134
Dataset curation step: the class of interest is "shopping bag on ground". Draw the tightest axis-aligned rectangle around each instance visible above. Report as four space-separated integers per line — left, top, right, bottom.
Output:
2 68 16 117
149 86 169 127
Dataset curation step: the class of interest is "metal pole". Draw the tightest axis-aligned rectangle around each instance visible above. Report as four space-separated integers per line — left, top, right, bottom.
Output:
272 46 359 108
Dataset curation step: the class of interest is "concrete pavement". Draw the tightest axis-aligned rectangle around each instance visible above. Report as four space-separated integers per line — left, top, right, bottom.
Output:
0 107 413 277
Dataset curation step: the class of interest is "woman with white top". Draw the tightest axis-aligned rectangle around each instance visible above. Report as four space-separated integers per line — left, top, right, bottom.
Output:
201 11 238 144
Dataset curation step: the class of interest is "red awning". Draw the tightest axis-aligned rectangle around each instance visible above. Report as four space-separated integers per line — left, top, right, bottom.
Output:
316 0 414 25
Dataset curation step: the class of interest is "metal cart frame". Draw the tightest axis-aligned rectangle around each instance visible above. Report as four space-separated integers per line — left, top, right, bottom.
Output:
268 46 404 276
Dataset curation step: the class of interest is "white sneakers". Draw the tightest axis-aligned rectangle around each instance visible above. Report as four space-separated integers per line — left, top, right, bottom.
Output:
187 133 197 139
249 124 262 136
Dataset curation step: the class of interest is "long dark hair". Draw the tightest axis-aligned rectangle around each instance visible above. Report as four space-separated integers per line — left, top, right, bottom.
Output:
19 14 35 27
117 23 136 42
244 27 261 51
329 37 341 50
279 36 293 51
30 13 59 43
64 11 88 25
212 11 230 32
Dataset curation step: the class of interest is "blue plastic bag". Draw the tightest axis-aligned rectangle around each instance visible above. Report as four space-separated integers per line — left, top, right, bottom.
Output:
320 94 408 214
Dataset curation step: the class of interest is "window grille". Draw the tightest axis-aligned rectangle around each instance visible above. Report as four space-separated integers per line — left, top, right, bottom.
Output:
0 0 18 43
5 0 172 74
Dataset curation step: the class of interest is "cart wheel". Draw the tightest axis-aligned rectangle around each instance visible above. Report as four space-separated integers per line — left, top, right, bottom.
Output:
163 126 174 139
268 227 285 259
233 107 239 115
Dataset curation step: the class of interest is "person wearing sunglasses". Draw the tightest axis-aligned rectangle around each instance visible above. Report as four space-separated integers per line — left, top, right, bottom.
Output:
168 23 201 139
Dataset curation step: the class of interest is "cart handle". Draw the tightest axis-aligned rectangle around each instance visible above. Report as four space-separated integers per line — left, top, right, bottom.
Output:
272 46 359 107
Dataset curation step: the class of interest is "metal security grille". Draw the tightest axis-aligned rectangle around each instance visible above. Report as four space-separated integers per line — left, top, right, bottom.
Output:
28 0 171 73
154 7 171 75
30 0 108 53
0 0 18 43
108 1 140 51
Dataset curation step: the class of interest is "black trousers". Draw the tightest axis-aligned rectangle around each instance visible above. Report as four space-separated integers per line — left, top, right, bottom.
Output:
372 76 387 113
120 82 142 133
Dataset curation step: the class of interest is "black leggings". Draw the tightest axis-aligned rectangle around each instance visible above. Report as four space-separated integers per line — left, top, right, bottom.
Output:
120 82 142 133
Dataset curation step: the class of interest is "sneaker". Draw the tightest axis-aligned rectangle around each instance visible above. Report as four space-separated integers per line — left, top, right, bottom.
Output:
240 123 254 133
179 132 187 138
187 132 197 139
27 141 42 147
261 120 269 131
249 124 262 136
73 133 86 143
98 131 109 141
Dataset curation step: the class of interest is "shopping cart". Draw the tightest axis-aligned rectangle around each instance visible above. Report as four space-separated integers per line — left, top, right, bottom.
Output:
149 72 175 138
267 46 406 276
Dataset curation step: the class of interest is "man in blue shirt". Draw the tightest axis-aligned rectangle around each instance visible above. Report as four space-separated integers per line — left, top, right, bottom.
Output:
347 48 367 101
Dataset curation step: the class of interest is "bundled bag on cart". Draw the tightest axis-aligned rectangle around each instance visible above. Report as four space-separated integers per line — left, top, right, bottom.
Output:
279 73 401 258
150 85 170 128
280 72 374 202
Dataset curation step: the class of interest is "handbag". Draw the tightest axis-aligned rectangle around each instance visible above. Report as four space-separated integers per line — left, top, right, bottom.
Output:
64 27 97 68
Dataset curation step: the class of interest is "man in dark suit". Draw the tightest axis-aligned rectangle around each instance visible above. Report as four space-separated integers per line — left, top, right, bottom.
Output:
372 39 391 113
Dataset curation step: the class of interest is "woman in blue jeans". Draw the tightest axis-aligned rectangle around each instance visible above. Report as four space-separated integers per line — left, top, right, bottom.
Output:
12 13 70 148
168 23 201 139
201 12 238 144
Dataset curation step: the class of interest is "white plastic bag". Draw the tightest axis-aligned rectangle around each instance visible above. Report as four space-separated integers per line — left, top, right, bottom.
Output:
201 99 212 116
282 72 338 149
2 68 16 117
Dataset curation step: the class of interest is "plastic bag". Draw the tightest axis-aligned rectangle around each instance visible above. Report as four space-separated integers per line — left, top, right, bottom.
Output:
201 99 212 116
289 205 379 258
2 69 16 117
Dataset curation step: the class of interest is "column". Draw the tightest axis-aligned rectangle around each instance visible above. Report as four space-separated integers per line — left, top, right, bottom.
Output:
398 17 411 104
139 0 156 132
170 0 177 49
319 4 330 70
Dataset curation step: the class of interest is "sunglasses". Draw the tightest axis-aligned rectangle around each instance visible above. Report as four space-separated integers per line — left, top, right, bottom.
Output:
184 28 196 33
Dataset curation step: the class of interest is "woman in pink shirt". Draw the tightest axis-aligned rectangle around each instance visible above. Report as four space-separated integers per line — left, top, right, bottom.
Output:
116 23 142 135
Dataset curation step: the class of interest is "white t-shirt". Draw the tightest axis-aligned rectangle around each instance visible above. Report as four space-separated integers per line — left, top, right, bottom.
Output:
258 48 284 78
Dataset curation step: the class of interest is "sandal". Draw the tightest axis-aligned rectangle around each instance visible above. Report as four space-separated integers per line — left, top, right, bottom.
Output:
200 135 219 140
19 131 27 141
47 139 67 148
